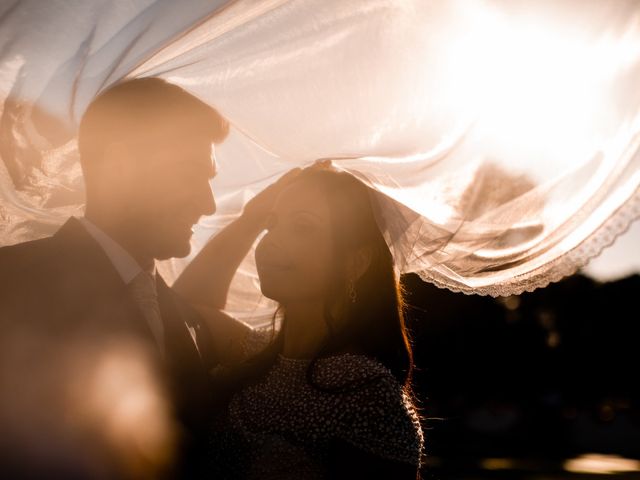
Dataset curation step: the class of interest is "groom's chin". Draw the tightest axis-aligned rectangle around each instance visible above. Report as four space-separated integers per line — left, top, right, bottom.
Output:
154 240 192 261
152 224 196 260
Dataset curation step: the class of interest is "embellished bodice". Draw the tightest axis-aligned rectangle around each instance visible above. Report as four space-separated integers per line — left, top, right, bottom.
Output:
210 352 423 479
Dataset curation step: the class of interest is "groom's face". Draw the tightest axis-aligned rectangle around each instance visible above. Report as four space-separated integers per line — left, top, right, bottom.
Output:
120 127 217 260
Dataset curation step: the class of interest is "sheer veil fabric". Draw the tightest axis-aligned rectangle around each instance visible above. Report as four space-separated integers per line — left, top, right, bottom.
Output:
1 0 639 325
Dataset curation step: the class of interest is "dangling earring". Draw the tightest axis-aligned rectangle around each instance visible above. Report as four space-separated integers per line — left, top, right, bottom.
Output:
348 279 357 304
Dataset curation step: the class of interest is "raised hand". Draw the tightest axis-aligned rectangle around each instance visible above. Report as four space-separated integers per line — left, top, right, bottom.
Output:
242 168 302 228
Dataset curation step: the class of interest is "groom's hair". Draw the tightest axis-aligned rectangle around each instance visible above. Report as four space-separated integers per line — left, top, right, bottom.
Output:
78 77 228 176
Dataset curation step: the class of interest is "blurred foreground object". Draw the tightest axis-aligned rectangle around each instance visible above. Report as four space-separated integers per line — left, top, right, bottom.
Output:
0 334 176 479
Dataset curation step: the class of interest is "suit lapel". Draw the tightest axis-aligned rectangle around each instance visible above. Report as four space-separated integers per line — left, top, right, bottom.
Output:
157 276 217 371
53 218 216 369
53 219 215 436
156 275 215 428
156 275 205 369
50 218 156 343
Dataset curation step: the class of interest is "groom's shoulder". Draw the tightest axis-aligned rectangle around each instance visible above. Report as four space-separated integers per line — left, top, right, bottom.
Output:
0 219 84 278
0 235 63 311
0 235 58 271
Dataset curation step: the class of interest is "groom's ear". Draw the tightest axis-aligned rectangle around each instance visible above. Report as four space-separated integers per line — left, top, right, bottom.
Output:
347 246 373 282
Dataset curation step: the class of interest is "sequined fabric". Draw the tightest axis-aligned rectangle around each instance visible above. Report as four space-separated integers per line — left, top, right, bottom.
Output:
209 353 423 479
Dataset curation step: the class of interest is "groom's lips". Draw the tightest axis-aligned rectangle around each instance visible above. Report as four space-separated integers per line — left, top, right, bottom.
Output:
177 223 194 236
178 218 199 233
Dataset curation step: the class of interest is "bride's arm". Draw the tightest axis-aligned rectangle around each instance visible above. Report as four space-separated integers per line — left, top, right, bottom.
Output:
174 212 264 310
174 169 300 310
192 304 274 366
191 304 252 365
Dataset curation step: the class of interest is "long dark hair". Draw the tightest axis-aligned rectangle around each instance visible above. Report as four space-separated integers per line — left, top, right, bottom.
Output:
236 168 415 396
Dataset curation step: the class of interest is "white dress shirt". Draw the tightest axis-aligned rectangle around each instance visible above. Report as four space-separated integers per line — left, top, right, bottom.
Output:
77 217 200 357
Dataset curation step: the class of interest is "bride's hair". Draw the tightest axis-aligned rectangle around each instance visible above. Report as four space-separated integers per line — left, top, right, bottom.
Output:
303 168 414 390
241 168 416 398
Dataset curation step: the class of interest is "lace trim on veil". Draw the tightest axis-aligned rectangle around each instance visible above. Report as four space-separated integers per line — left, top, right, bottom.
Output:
417 185 640 297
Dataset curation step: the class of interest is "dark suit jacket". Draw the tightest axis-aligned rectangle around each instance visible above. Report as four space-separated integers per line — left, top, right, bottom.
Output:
0 217 217 477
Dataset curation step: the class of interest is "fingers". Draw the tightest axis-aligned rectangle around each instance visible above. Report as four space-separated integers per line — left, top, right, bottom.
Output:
312 158 333 170
278 167 302 183
262 167 301 197
267 168 301 193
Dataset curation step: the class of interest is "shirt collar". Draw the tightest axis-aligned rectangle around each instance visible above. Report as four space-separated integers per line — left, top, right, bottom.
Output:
77 216 155 284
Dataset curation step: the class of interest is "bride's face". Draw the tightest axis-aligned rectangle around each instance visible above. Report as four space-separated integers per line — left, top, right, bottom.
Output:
255 181 333 304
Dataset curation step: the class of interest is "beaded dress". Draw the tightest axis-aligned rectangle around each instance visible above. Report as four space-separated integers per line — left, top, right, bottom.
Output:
209 346 424 479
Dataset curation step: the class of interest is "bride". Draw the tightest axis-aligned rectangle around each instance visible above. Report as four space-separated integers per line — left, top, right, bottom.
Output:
175 164 424 479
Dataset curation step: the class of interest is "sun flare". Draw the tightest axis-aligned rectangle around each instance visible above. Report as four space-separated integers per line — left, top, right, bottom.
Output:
438 2 640 167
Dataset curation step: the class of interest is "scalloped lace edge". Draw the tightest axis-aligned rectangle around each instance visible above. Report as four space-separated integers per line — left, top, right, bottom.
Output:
416 185 640 297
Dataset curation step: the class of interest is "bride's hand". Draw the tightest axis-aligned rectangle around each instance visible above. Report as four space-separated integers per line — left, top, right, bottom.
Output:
311 158 333 170
241 168 301 227
240 160 333 229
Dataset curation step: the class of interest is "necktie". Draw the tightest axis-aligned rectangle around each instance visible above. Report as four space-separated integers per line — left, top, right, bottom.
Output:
127 270 165 356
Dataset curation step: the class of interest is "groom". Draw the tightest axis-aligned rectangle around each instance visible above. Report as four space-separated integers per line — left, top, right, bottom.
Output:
0 78 236 477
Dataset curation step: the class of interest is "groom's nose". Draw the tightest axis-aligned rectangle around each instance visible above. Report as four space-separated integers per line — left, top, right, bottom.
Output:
192 181 216 217
201 187 216 216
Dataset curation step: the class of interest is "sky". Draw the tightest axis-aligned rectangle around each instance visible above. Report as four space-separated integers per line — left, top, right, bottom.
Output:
582 217 640 282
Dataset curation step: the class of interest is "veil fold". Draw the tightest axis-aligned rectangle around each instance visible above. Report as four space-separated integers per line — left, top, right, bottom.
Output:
1 0 639 323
